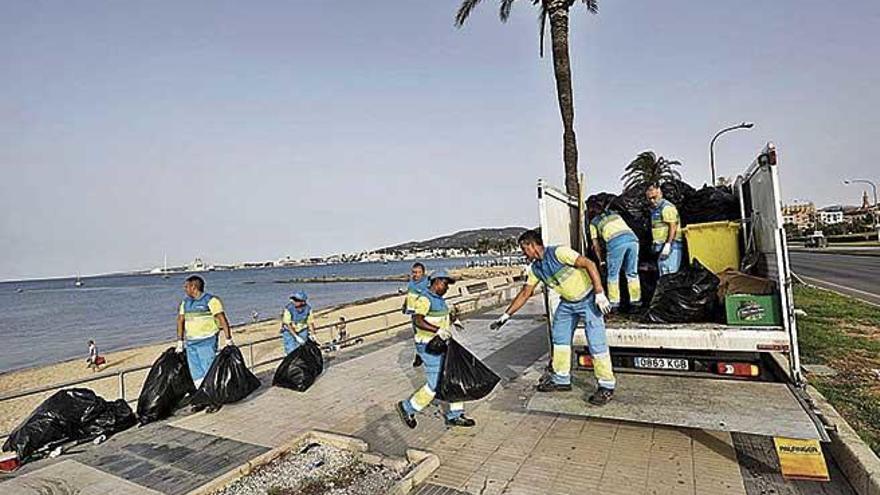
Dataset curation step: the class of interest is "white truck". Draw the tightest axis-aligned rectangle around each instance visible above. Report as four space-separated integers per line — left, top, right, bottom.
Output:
530 143 830 442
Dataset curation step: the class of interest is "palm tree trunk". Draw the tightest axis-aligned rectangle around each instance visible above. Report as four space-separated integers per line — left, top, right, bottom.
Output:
546 0 580 247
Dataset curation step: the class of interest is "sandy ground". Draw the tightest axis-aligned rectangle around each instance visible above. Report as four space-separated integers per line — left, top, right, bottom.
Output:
0 265 523 435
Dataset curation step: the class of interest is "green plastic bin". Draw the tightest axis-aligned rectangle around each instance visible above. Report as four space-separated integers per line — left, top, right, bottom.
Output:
724 294 782 326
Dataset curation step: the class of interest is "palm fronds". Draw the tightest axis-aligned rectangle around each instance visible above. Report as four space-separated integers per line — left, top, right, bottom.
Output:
621 151 683 191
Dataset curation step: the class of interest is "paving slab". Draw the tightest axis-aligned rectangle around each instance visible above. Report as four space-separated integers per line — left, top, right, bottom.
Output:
0 459 163 495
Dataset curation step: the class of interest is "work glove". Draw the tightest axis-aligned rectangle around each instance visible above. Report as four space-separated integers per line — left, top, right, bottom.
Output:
489 313 511 331
660 243 672 259
437 326 453 341
595 293 612 315
224 337 235 348
175 340 185 353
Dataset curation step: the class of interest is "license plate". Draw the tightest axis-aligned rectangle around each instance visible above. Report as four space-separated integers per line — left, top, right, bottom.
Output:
633 357 689 370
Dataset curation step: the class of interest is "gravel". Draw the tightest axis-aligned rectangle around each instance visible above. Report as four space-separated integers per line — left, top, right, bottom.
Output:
213 442 408 495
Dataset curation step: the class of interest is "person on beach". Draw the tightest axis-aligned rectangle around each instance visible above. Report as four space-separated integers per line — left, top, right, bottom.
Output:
280 291 317 355
334 316 347 350
176 275 234 388
396 269 476 429
490 230 616 406
402 262 429 367
85 340 104 372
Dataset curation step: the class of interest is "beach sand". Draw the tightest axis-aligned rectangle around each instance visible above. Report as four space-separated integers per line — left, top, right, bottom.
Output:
0 265 523 435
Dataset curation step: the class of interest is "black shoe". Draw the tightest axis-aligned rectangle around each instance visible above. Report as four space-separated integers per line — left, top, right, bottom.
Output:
445 415 476 427
588 387 614 406
395 401 417 429
412 354 423 367
536 377 572 392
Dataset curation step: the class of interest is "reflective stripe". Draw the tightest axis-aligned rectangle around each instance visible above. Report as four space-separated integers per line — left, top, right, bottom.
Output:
591 212 634 242
412 290 450 343
528 246 593 302
408 384 436 412
651 199 682 243
181 293 222 339
552 344 572 378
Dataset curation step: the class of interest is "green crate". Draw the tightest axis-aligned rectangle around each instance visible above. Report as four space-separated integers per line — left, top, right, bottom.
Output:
724 294 782 326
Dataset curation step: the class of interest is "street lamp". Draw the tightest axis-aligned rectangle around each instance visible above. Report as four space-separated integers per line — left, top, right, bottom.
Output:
710 121 755 186
843 179 879 238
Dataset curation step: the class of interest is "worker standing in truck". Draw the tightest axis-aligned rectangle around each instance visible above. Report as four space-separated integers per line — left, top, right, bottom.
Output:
489 230 615 406
588 203 641 311
646 184 683 275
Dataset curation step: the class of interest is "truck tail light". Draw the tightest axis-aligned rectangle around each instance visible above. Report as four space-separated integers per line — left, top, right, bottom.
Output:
717 362 759 377
578 354 593 368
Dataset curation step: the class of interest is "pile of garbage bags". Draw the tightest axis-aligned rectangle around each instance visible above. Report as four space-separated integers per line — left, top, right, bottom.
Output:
2 388 136 462
137 347 196 425
643 260 721 323
273 341 324 391
190 345 261 412
436 339 501 403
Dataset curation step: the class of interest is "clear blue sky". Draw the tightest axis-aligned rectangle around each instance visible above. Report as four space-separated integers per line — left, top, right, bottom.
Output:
1 0 878 280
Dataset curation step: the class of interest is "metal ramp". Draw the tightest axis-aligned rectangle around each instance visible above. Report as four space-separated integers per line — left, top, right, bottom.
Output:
527 372 824 440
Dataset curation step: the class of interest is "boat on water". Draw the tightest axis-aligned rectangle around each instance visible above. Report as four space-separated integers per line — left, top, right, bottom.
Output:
74 275 84 287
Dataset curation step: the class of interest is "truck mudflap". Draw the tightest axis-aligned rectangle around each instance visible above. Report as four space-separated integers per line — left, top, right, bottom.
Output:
526 372 830 441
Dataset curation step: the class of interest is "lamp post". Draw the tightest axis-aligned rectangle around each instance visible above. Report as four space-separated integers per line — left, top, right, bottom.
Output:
710 122 755 186
844 179 879 238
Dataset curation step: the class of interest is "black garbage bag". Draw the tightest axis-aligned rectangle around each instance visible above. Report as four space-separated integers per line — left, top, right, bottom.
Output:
436 339 501 403
425 334 447 355
136 347 196 425
2 388 134 462
190 345 261 410
272 340 324 391
83 399 137 438
643 260 720 323
680 185 738 225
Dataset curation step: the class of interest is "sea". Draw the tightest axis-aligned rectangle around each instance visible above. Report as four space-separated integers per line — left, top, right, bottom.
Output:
0 258 489 374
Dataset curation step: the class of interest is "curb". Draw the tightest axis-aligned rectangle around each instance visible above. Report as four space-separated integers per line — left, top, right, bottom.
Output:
808 385 880 495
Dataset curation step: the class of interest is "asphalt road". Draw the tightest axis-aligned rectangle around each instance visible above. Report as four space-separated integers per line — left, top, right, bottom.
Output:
789 250 880 305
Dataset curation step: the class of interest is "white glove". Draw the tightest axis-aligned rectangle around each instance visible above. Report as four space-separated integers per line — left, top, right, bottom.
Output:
175 340 184 353
224 337 234 348
489 313 511 330
660 243 672 259
595 293 612 315
437 327 453 341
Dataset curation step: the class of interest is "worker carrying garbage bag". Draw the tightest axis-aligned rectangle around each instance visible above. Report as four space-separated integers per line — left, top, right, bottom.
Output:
396 269 475 429
280 291 317 355
587 203 641 312
490 230 616 406
646 184 684 276
175 275 234 389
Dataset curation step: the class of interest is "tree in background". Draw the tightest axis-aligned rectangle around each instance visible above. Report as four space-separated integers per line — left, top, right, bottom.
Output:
621 151 683 192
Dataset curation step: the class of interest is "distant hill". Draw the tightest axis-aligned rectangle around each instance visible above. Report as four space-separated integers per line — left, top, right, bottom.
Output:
381 227 528 252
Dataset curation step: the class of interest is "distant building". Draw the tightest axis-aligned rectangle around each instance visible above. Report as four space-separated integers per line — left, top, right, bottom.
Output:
817 206 844 225
782 202 816 229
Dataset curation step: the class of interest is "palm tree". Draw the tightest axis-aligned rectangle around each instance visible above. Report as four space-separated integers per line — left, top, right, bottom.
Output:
621 151 682 192
455 0 599 200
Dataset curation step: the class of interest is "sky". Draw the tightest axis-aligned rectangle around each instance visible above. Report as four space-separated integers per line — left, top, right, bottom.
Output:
1 0 878 280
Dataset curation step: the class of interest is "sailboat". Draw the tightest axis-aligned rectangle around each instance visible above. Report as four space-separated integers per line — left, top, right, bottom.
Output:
162 254 170 279
74 275 84 287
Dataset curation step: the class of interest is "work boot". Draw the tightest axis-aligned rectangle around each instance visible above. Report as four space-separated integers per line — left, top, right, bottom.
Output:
396 401 417 429
412 354 423 367
445 415 476 428
588 387 614 406
536 376 572 392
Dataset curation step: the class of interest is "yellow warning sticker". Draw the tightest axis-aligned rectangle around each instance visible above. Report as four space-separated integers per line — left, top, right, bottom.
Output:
774 437 830 481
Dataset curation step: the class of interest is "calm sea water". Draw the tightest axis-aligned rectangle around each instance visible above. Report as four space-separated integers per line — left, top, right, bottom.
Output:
0 259 479 374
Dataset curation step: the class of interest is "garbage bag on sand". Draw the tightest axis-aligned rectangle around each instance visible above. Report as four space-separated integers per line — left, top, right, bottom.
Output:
273 340 324 391
436 339 501 403
137 347 196 425
643 260 720 323
190 346 261 410
3 388 135 462
680 185 739 225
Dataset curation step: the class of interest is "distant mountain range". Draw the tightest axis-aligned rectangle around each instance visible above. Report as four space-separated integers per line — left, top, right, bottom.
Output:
381 227 528 252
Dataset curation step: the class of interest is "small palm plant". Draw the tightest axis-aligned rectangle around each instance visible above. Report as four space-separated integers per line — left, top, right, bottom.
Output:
621 151 682 191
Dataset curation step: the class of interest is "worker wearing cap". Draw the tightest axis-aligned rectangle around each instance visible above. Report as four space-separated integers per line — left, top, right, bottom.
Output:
646 184 683 275
402 262 430 367
280 290 317 355
588 204 641 311
490 230 615 406
175 275 233 388
396 269 475 429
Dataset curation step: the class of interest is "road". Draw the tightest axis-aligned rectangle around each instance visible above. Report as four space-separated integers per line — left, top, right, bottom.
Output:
789 250 880 305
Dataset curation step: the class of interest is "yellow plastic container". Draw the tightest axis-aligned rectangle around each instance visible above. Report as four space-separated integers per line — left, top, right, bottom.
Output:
682 221 741 274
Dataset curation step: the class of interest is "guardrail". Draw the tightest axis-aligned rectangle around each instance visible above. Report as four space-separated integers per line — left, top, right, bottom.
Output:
0 280 524 441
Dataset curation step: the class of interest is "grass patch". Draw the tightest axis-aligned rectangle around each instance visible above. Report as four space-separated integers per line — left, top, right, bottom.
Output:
795 285 880 454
